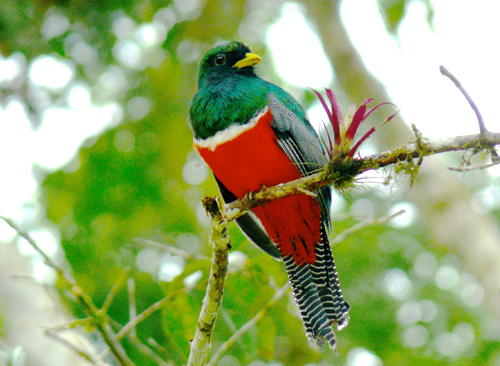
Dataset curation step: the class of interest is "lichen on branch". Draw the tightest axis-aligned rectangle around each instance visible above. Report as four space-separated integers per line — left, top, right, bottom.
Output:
187 197 231 366
222 130 500 223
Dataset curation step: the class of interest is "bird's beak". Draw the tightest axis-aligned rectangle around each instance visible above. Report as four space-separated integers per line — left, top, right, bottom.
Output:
233 53 262 69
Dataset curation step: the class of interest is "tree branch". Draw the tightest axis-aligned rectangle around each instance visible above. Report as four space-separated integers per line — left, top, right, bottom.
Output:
132 237 203 260
330 210 405 247
223 131 500 222
187 197 231 366
448 160 500 172
440 65 487 134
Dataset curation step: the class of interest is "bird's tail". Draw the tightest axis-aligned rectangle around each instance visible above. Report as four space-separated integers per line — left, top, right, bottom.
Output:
283 226 349 349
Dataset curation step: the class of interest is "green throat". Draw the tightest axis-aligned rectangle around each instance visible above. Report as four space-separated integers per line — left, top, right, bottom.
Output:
189 41 308 140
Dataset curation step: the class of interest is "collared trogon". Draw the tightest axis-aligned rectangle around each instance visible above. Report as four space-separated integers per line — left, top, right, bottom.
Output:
189 41 350 349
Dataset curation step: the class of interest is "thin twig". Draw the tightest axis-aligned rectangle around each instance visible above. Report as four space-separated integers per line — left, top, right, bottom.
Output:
147 338 168 357
132 238 200 260
117 283 197 340
117 296 180 339
411 123 425 166
206 283 290 366
45 326 101 365
127 278 137 337
440 65 487 134
448 160 500 172
0 217 135 366
102 267 130 314
330 210 405 246
101 323 132 364
100 279 206 363
108 319 169 365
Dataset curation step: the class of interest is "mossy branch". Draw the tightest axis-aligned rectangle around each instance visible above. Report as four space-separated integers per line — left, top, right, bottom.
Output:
187 197 231 366
222 130 500 223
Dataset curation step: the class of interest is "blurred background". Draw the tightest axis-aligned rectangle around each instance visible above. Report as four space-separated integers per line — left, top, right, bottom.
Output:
1 0 500 365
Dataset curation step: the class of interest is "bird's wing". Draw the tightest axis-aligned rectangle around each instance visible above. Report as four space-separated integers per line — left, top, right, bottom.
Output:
267 93 332 229
214 176 282 260
268 93 350 345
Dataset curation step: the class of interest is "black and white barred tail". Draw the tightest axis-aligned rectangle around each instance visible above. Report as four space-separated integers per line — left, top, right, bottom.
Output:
282 225 350 349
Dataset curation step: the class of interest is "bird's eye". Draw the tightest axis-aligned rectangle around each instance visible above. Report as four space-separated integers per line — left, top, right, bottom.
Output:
215 54 226 65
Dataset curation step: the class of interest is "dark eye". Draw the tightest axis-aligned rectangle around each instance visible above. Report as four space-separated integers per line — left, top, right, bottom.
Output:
215 54 226 65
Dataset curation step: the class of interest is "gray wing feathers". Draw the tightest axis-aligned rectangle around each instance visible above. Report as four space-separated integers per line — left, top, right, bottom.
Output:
268 93 332 230
268 93 328 171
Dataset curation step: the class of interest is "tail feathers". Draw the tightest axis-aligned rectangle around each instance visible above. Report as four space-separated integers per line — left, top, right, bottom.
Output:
283 255 334 348
283 234 349 349
316 225 350 329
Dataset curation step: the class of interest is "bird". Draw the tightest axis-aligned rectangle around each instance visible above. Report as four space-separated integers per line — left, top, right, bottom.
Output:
189 41 350 349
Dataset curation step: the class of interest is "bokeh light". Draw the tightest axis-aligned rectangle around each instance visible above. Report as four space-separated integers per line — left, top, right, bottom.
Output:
347 347 383 366
403 324 428 348
384 268 413 301
159 254 185 282
267 3 333 88
29 55 74 90
388 201 418 228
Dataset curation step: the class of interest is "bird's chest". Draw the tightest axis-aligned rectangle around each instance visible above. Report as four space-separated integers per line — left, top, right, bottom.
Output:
193 107 302 198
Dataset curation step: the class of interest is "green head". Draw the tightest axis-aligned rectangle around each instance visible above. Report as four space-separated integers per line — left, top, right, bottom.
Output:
196 41 261 88
190 41 269 139
190 41 306 140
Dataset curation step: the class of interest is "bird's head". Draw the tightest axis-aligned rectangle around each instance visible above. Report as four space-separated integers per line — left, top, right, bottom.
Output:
197 41 262 87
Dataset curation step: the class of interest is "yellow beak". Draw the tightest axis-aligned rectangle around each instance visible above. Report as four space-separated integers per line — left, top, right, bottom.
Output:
233 53 262 69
